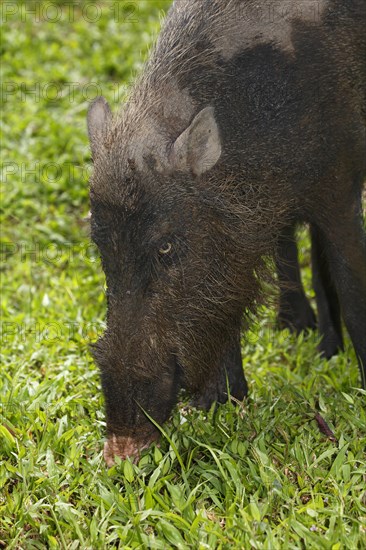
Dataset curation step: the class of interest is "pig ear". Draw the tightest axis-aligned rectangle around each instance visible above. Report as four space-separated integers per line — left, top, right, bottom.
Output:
87 96 111 158
171 106 221 176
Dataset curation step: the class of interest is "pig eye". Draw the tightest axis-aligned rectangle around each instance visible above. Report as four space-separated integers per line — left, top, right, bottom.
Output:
159 242 172 255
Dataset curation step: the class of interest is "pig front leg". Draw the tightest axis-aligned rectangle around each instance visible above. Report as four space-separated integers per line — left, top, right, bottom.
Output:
310 225 344 358
191 330 248 410
276 225 317 333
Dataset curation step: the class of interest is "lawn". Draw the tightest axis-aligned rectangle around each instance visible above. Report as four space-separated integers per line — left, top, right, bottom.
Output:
1 1 365 548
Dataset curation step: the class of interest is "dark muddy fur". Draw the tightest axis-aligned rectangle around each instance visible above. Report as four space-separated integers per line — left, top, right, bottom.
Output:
88 0 366 460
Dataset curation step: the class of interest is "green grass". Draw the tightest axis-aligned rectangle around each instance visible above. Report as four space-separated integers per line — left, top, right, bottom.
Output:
1 1 365 548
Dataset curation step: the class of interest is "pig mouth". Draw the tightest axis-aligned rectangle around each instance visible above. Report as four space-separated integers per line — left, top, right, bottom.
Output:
104 431 160 467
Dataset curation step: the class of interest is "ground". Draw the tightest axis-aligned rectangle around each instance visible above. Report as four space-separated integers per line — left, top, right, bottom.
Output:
1 1 365 548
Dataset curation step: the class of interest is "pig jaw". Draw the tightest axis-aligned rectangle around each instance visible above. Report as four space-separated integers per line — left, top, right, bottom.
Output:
104 431 160 466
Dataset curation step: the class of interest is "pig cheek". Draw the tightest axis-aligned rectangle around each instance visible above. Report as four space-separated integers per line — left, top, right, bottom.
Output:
103 432 160 466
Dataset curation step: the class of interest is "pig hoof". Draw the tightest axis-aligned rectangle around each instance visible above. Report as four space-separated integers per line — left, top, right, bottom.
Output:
318 332 344 359
278 305 317 334
103 434 156 466
190 394 217 411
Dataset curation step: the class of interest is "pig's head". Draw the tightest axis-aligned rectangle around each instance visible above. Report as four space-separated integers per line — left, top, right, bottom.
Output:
87 97 266 465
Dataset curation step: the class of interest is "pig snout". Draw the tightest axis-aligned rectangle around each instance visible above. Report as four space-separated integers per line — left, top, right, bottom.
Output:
104 432 160 466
